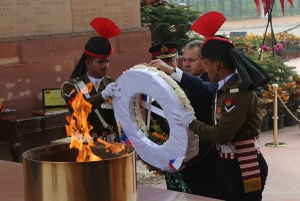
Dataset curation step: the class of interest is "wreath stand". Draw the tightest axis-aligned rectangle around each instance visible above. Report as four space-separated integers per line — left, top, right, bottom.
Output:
259 1 277 59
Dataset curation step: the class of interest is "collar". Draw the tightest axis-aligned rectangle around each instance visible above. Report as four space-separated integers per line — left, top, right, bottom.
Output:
87 74 103 86
218 74 240 93
218 72 236 90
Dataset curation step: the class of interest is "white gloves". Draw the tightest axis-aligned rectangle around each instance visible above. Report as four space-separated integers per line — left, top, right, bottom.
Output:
172 108 196 128
101 82 121 100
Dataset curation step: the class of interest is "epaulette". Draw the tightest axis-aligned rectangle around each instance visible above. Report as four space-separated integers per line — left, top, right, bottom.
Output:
229 88 239 93
64 78 80 86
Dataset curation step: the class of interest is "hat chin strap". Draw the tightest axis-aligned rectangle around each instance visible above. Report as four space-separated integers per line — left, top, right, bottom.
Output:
202 36 235 49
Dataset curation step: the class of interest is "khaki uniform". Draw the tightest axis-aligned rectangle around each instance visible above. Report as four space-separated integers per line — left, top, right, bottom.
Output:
189 74 262 143
61 74 119 141
189 74 268 200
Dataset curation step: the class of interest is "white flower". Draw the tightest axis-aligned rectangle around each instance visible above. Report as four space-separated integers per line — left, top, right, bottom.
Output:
132 65 194 114
131 65 195 135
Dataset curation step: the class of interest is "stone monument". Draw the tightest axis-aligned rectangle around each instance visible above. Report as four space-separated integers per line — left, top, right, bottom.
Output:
0 0 151 111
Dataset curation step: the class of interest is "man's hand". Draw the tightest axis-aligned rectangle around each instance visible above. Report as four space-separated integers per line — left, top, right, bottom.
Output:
149 59 174 75
101 82 121 100
172 108 196 128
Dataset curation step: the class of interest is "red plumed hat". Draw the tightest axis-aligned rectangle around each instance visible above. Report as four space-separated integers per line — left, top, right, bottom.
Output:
84 17 121 59
70 17 121 78
191 11 235 58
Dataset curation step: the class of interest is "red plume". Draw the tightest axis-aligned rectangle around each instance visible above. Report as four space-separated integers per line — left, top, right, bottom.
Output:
191 11 226 37
90 17 121 39
287 0 294 8
280 0 293 15
265 0 274 11
280 0 285 15
254 0 260 15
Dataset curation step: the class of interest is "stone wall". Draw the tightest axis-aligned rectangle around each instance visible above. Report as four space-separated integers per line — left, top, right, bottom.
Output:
0 0 152 111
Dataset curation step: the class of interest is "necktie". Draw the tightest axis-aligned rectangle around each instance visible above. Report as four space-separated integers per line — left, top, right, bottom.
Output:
95 82 99 92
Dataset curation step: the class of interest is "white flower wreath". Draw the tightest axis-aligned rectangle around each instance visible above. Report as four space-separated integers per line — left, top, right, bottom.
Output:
113 64 198 172
132 65 195 137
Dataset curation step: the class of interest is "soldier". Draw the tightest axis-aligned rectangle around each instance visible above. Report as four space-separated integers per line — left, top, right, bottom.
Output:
61 17 120 142
145 42 180 134
172 12 270 200
149 42 179 68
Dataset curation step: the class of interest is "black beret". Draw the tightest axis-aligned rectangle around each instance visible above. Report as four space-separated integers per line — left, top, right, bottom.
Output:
84 36 111 58
201 36 235 58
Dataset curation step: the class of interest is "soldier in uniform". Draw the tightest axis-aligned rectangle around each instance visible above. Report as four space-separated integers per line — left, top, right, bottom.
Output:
172 12 270 201
61 17 121 142
145 42 180 134
149 42 179 68
149 41 219 198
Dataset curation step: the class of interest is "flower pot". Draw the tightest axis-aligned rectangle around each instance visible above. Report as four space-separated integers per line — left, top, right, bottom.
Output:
297 51 300 57
268 114 285 129
284 111 298 127
282 53 289 59
261 116 269 132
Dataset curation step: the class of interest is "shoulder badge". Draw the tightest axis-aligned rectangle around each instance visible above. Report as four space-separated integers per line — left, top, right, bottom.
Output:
230 88 239 93
224 99 235 113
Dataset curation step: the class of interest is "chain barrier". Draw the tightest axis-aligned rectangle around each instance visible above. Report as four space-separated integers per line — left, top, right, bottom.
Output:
277 23 300 35
277 94 300 123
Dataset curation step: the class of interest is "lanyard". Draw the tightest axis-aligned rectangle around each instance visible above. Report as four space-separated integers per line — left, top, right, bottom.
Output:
214 91 218 125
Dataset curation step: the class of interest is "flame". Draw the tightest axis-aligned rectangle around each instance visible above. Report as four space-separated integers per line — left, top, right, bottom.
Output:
65 82 127 162
65 82 101 162
97 138 125 155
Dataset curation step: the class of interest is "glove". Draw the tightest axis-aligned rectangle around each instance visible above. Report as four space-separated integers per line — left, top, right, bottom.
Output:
101 82 121 100
172 108 196 128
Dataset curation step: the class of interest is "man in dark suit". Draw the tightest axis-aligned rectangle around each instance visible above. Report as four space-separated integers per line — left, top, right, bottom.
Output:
149 41 219 199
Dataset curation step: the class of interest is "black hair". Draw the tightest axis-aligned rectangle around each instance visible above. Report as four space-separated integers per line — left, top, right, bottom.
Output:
208 51 235 72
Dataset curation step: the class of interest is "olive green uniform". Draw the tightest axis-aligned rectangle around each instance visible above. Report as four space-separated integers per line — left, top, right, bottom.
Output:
61 74 119 141
189 74 268 201
189 74 262 142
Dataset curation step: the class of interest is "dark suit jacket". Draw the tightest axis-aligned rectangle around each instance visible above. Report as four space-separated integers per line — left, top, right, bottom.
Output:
178 72 218 176
179 72 217 125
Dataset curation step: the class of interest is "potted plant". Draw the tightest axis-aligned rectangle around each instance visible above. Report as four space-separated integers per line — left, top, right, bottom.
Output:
258 97 273 132
280 81 300 126
295 45 300 57
261 84 289 129
281 49 289 59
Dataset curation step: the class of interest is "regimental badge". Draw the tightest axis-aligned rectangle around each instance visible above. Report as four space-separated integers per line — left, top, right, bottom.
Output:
224 99 235 113
215 107 221 120
161 45 168 53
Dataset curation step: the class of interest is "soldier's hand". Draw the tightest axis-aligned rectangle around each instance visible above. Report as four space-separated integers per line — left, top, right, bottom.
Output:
172 108 196 128
101 82 121 100
149 59 174 75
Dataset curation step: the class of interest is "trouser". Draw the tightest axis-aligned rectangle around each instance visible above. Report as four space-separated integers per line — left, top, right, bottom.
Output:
217 153 268 201
165 148 219 199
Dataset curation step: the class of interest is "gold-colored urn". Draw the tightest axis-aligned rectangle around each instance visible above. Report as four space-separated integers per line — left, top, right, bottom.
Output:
22 143 136 201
